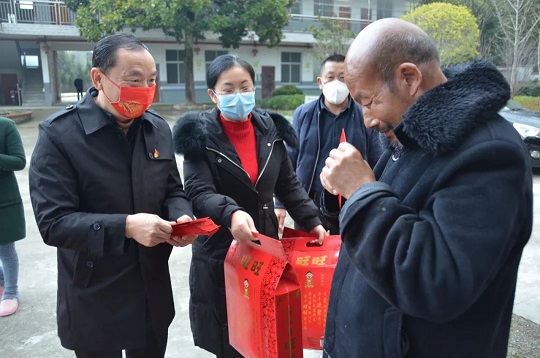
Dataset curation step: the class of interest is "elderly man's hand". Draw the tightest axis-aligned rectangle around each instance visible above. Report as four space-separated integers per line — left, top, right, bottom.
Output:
320 142 375 199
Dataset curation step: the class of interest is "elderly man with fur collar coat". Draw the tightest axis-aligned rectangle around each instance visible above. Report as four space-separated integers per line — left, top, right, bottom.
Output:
173 108 322 357
320 19 533 358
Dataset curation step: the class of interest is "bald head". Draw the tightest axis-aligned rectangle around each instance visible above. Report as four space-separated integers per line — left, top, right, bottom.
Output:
346 18 439 89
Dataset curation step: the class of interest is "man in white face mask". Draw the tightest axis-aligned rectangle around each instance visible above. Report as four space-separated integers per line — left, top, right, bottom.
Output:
275 54 383 235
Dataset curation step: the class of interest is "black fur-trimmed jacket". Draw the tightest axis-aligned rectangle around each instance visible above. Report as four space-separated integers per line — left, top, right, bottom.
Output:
172 107 321 357
323 60 533 358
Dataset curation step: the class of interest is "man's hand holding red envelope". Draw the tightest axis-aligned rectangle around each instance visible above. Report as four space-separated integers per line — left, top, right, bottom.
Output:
170 216 220 247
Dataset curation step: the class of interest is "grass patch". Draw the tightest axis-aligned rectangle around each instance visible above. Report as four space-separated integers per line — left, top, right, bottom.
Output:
513 96 540 112
0 109 25 116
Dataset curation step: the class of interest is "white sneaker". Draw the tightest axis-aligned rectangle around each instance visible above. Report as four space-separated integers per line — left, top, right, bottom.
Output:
0 299 19 317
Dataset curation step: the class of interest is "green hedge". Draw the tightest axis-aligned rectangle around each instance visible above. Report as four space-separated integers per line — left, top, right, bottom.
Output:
272 85 303 96
258 94 305 110
517 85 540 97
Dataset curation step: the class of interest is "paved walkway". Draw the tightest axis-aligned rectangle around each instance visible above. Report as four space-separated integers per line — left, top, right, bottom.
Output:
1 105 539 357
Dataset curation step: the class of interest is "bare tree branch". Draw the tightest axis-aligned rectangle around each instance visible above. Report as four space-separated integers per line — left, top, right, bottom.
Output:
490 0 540 94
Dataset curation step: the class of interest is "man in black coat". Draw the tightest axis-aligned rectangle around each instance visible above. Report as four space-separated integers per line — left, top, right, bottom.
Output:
29 33 196 358
275 54 382 235
74 78 84 100
320 19 533 357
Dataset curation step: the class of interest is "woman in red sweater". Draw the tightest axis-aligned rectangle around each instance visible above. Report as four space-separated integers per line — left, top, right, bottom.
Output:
173 54 326 357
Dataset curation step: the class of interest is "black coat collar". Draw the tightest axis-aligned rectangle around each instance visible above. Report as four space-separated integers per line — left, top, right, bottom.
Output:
396 60 510 154
172 108 297 160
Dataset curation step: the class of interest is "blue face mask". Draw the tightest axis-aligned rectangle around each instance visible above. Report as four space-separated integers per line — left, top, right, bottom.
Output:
215 91 256 121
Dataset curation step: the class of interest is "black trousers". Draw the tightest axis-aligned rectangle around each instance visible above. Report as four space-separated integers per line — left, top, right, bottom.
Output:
74 325 166 358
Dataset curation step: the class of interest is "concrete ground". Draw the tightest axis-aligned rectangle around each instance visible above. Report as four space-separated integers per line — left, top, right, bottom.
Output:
1 104 540 357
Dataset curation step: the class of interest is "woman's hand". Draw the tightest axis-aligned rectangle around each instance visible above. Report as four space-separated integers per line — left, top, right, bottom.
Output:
230 210 258 244
309 224 327 245
274 208 287 236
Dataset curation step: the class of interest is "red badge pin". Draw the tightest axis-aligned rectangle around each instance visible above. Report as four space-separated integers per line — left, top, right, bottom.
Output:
153 148 160 159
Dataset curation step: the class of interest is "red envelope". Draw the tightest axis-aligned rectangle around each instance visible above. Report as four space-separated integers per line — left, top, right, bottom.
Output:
338 128 347 208
171 217 220 236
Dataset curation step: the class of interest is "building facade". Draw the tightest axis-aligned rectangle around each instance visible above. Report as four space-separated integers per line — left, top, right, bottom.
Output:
0 0 416 106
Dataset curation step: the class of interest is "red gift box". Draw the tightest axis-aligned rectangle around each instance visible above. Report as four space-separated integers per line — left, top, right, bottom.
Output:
281 228 341 350
225 233 303 358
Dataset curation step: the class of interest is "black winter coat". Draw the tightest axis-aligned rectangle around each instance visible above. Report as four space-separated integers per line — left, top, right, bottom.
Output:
323 61 533 357
173 108 321 357
287 95 382 195
29 88 192 351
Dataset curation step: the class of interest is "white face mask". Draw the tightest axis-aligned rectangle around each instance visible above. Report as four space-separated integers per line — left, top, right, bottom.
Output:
322 80 349 105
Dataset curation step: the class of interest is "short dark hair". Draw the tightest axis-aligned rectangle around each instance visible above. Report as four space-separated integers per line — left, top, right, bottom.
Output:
372 33 439 90
206 54 255 89
320 54 346 71
92 33 149 74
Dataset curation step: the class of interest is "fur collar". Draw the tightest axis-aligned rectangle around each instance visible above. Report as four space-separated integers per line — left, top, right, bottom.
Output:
397 60 510 154
172 108 297 159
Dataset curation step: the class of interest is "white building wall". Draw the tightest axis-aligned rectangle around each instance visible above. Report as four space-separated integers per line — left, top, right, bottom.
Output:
0 0 417 105
0 23 79 37
302 0 315 16
146 42 314 86
40 42 50 83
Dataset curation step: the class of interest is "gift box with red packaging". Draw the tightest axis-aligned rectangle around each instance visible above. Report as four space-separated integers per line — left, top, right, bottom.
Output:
224 233 303 358
281 227 341 350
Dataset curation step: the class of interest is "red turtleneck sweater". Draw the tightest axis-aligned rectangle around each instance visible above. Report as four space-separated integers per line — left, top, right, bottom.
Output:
220 114 258 184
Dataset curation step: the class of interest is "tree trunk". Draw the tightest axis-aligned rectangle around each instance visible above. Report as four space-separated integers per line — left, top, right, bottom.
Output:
184 32 196 105
510 2 520 96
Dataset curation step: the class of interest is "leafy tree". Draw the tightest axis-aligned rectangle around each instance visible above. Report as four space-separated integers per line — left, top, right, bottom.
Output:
416 0 498 59
64 0 293 104
306 17 356 61
402 3 480 67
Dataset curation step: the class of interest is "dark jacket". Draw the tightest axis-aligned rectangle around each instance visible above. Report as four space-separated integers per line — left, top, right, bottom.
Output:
286 95 382 197
173 108 322 357
29 88 192 351
323 61 533 357
0 116 26 244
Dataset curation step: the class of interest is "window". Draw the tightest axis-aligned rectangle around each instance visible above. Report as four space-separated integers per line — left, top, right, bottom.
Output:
376 8 393 20
289 0 301 15
376 0 394 19
361 8 372 20
281 52 301 83
314 0 334 17
21 55 39 68
338 6 351 30
205 50 228 74
166 50 186 84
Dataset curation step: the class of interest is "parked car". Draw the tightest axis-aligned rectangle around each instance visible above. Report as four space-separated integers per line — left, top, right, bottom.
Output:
499 100 540 168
